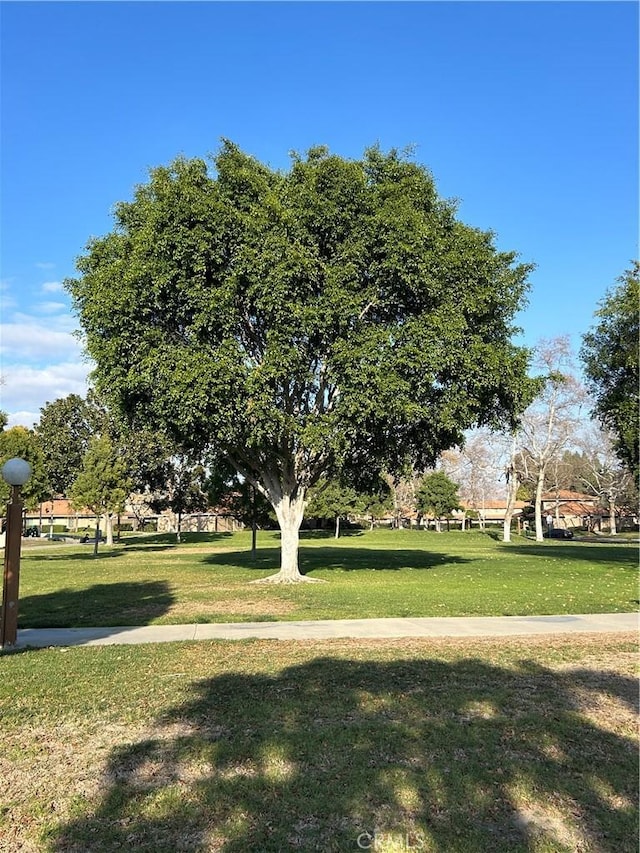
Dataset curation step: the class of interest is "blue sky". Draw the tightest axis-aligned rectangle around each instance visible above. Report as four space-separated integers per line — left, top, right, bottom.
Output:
1 0 638 427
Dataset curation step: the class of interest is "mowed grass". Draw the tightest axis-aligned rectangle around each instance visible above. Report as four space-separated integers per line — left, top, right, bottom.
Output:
17 528 638 628
0 633 637 852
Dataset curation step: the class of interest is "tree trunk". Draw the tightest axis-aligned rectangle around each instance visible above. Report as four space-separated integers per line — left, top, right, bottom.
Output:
335 514 340 539
609 497 617 535
105 514 114 546
251 486 257 559
253 486 322 584
503 437 518 543
177 510 182 544
534 470 545 541
93 519 100 557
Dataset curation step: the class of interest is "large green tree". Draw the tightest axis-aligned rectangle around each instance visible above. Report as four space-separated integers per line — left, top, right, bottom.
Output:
143 449 209 543
581 262 639 480
35 394 98 495
0 426 50 510
306 477 361 539
69 435 131 555
66 142 535 581
416 470 461 532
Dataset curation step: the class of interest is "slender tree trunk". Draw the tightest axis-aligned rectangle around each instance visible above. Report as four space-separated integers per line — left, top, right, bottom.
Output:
177 510 182 544
105 514 114 546
93 518 100 557
335 514 340 539
503 444 519 543
251 486 257 560
534 469 545 541
609 497 617 535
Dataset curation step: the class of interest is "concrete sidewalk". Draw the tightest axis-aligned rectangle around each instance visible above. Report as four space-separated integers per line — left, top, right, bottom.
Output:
12 612 638 648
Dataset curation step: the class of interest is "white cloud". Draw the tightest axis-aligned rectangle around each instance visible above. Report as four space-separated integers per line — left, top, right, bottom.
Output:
0 306 92 425
37 301 68 315
41 281 64 293
2 362 92 427
10 310 76 329
1 313 83 361
7 411 41 429
35 262 56 270
0 292 17 312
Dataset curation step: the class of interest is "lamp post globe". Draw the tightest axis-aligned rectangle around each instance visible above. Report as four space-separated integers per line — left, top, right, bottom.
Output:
2 458 32 487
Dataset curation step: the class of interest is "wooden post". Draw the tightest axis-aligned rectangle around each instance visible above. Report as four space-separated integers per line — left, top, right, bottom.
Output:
1 486 23 647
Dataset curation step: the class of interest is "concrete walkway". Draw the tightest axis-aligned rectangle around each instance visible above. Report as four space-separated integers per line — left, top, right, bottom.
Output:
12 612 638 648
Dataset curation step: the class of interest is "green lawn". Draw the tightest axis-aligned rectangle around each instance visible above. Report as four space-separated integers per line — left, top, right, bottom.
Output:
1 633 637 852
17 528 638 628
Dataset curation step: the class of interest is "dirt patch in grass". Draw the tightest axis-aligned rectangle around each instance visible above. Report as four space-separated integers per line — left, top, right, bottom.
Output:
2 721 127 853
151 544 248 555
513 798 593 850
167 597 298 618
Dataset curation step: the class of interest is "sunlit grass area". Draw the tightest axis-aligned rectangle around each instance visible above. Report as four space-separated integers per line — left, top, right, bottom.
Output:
1 633 637 852
17 529 638 628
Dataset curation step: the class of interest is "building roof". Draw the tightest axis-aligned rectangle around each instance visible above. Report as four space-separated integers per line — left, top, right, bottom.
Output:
555 500 608 517
541 490 596 502
25 498 94 517
460 499 527 510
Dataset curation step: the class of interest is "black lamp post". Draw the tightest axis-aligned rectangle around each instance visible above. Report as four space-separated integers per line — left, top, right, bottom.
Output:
1 458 32 648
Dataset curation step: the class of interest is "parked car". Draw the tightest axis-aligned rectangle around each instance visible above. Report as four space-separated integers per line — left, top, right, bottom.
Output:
543 528 574 540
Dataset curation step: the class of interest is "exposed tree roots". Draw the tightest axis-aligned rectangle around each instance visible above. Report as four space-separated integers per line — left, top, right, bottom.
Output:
250 573 327 585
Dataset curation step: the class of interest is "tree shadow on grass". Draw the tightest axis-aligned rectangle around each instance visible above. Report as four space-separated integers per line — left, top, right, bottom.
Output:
50 654 638 852
18 581 175 629
204 547 470 574
299 528 365 539
124 532 235 547
507 542 640 569
22 549 127 563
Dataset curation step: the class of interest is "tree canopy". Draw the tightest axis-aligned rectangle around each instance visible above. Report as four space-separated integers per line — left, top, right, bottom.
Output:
67 141 535 580
143 448 209 543
416 471 461 531
0 426 50 509
35 394 99 495
581 262 639 480
306 476 361 538
69 435 131 554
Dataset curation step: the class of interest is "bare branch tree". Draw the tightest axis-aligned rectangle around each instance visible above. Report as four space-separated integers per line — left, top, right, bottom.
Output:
516 337 586 541
577 424 636 535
